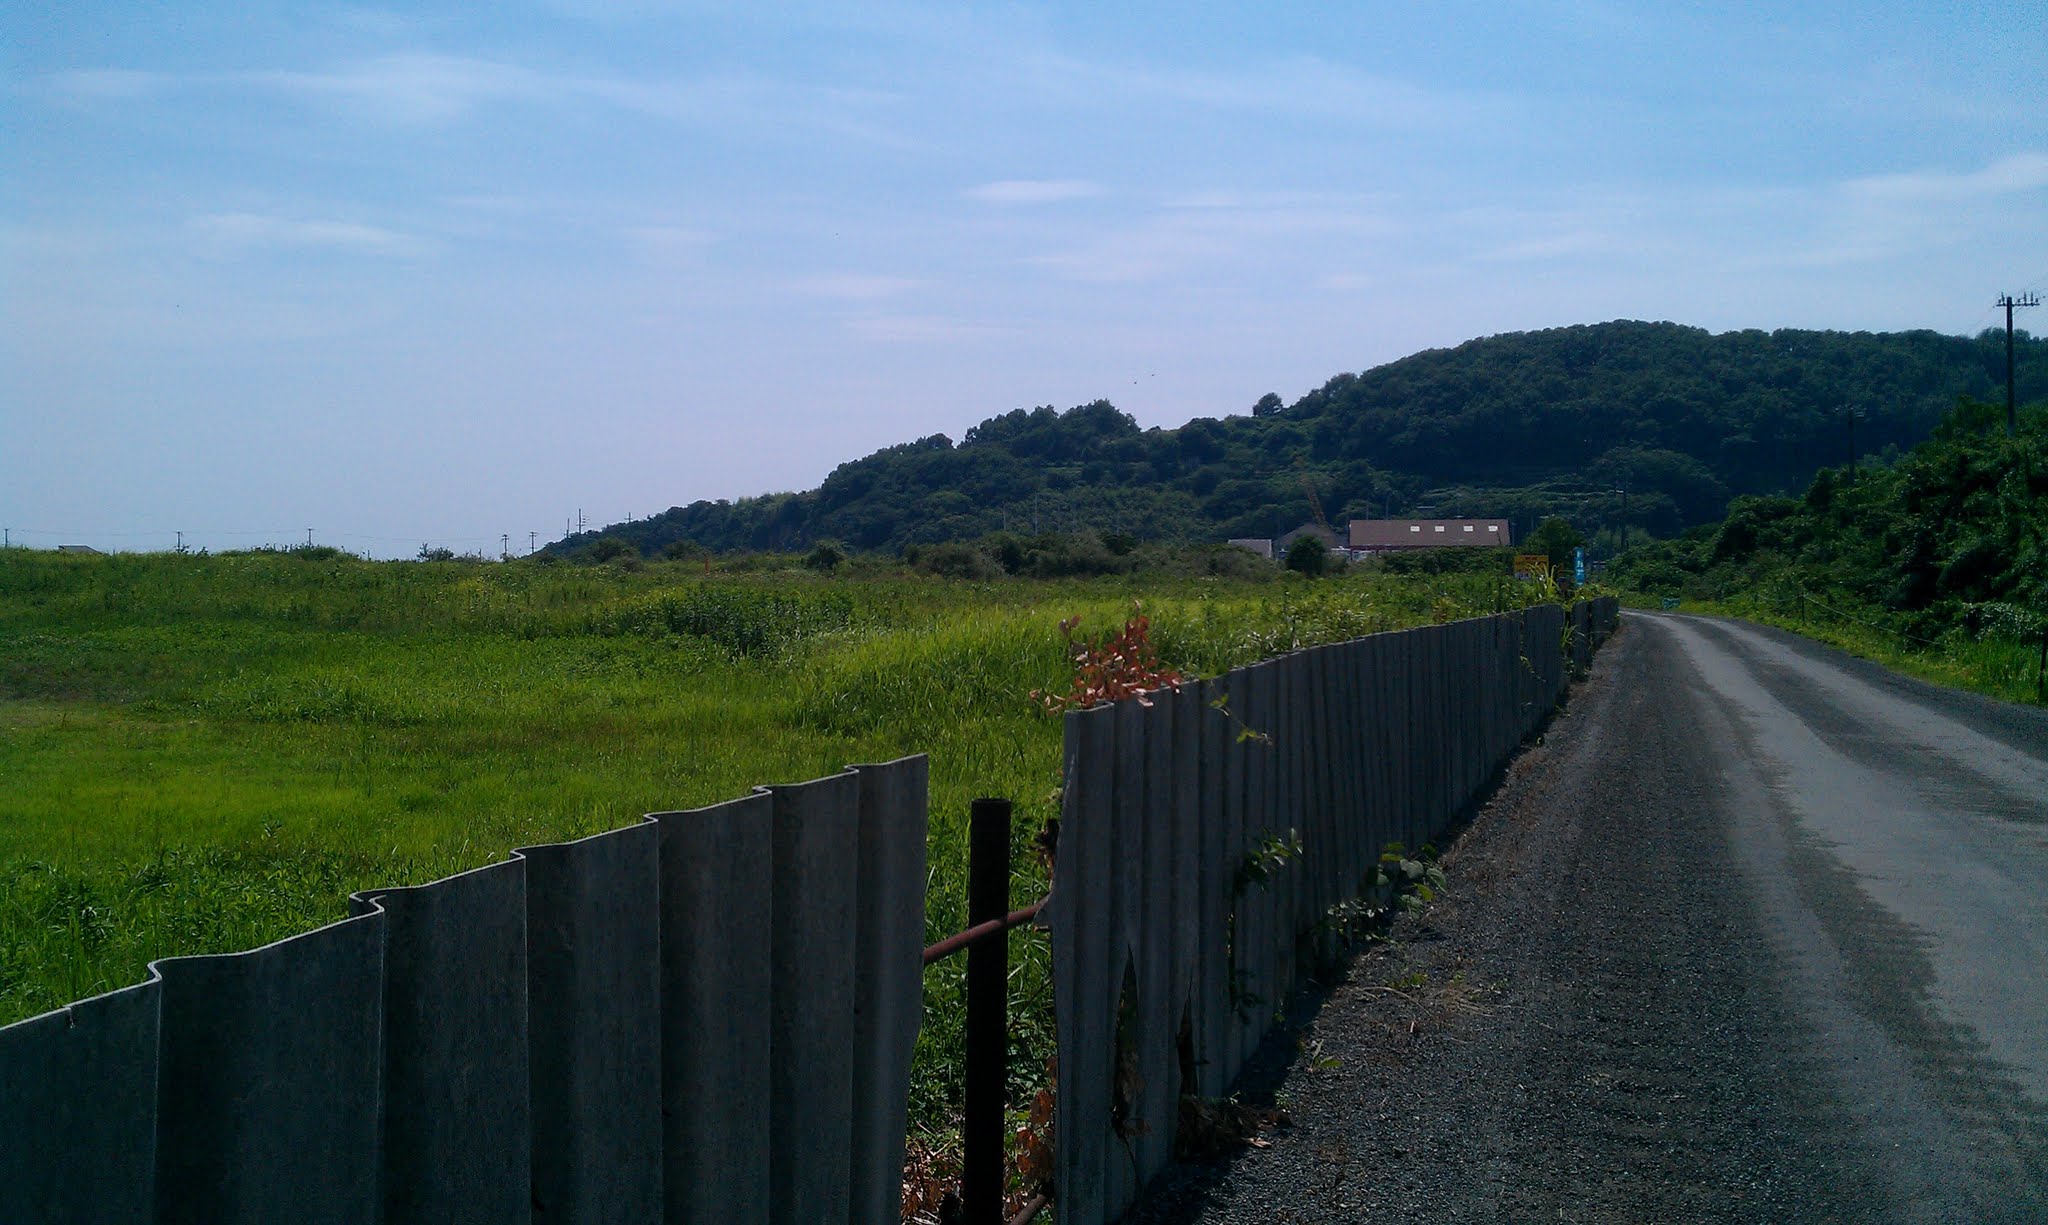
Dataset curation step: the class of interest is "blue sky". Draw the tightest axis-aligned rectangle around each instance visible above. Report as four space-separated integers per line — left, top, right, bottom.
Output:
4 1 2045 556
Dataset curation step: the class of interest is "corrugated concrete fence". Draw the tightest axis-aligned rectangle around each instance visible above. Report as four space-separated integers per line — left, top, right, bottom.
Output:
0 756 930 1225
3 599 1619 1225
1042 600 1618 1225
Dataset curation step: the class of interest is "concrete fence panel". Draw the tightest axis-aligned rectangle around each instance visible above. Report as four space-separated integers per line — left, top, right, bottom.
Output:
1133 691 1182 1185
152 913 386 1225
0 979 160 1225
765 772 861 1225
653 792 773 1225
1047 703 1118 1225
517 823 664 1225
847 756 932 1225
1169 683 1205 1065
349 860 532 1225
1193 676 1232 1100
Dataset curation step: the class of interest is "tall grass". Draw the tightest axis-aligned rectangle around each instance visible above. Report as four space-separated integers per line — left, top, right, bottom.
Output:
1692 585 2048 706
0 547 1556 1134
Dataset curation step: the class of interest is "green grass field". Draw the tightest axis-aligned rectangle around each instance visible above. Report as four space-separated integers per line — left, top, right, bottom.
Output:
0 546 1552 1137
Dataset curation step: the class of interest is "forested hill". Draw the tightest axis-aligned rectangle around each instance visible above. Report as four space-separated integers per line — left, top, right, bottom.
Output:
570 320 2046 556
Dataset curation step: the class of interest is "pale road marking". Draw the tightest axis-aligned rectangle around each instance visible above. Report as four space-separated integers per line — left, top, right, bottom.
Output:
1653 613 2048 1104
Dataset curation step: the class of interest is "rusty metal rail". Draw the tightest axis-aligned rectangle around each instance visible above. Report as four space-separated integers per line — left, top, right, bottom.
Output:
921 901 1044 966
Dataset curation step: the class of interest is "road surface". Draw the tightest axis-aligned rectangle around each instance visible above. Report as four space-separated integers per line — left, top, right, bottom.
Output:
1126 612 2048 1223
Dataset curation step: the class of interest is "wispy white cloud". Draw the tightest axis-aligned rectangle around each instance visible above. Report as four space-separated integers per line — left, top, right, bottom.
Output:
43 69 172 100
790 274 923 300
1027 193 1400 284
1477 230 1615 262
190 212 426 256
845 314 1002 343
1023 51 1489 131
248 53 547 125
40 52 910 143
964 179 1101 205
1768 152 2048 268
622 224 716 252
1844 152 2048 203
0 222 115 259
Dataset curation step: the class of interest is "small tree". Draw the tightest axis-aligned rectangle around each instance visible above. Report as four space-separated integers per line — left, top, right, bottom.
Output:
1284 535 1331 577
587 536 634 563
804 539 846 571
1525 517 1583 574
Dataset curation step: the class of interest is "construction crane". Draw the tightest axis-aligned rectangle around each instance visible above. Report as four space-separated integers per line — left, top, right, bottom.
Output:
1297 466 1335 538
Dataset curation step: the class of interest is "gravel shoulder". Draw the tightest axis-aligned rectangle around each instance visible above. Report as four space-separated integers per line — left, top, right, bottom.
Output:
1120 615 2013 1224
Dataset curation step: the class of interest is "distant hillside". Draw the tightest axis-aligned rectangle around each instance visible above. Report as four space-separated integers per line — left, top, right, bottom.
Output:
566 320 2046 556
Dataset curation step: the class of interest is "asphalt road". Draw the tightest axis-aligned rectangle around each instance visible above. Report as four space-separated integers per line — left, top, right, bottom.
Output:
1125 612 2048 1224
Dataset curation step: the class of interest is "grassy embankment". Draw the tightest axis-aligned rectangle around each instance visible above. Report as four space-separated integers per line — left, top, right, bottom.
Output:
1649 587 2046 705
0 546 1557 1136
1613 398 2048 707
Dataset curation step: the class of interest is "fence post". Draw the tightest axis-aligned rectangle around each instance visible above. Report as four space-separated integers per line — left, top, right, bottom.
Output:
963 798 1011 1225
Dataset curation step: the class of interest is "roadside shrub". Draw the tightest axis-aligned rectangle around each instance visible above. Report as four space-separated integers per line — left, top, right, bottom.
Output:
805 540 847 572
1379 547 1512 576
1201 545 1276 581
600 585 858 656
1284 536 1331 577
1025 534 1129 578
915 543 1001 581
586 536 635 563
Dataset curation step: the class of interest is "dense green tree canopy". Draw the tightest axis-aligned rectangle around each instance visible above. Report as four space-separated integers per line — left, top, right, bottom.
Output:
558 321 2044 559
1612 397 2048 637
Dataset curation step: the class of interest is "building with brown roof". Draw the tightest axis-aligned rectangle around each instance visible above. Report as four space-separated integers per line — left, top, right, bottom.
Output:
1348 518 1511 552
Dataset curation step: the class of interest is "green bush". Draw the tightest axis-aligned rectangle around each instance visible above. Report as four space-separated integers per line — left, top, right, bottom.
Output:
586 536 635 563
805 540 847 572
1284 536 1331 577
914 542 1000 581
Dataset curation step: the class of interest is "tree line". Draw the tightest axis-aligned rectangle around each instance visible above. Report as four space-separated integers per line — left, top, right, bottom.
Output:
560 320 2045 559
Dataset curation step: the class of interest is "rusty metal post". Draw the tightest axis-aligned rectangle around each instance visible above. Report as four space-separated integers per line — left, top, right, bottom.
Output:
963 798 1012 1225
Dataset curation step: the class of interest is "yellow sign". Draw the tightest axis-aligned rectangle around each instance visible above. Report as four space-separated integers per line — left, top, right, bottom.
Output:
1513 554 1549 580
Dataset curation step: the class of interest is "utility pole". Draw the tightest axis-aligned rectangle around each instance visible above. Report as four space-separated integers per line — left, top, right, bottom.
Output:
1844 406 1861 484
175 530 184 553
306 528 314 547
577 508 586 534
501 533 510 559
1998 292 2040 436
529 531 537 555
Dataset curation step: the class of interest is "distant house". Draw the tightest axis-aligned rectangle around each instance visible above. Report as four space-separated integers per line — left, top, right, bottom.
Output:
1225 538 1274 559
56 544 103 555
1275 522 1340 553
1349 518 1511 553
